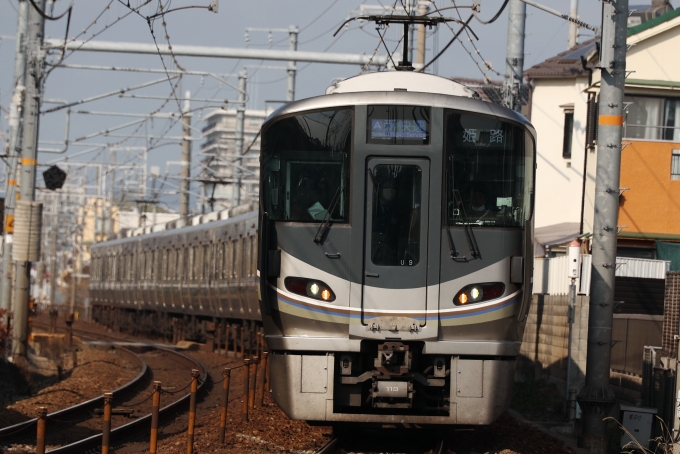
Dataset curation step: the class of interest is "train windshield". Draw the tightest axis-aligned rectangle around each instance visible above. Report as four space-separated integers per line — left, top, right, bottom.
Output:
261 109 352 222
445 111 533 228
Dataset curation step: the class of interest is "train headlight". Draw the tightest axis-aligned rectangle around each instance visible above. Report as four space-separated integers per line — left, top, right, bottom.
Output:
284 277 336 302
454 283 505 306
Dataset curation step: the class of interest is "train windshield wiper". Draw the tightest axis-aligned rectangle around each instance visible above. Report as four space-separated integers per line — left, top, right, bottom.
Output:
452 189 481 260
444 170 459 260
313 186 343 244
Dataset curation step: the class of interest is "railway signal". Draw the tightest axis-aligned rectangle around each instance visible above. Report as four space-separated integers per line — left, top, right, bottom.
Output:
42 165 67 190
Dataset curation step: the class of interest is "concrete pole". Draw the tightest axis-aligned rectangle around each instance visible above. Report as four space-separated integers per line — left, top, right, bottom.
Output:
415 1 429 70
568 0 579 49
408 0 416 64
13 0 46 359
232 71 247 208
50 229 56 304
180 92 192 219
503 0 526 112
2 0 29 313
286 27 298 102
576 0 628 452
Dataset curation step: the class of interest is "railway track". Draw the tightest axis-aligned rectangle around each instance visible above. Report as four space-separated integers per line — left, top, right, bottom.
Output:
314 428 448 454
1 319 207 453
0 346 146 447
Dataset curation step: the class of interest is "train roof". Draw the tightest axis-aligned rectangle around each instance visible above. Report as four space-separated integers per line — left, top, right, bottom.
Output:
264 71 534 135
325 71 477 97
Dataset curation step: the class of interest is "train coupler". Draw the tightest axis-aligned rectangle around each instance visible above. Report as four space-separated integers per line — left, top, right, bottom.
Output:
370 379 414 408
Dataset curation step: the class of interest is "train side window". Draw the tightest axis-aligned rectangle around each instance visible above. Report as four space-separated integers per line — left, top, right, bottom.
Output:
203 244 210 281
189 248 194 280
222 240 231 279
250 236 256 277
162 250 168 281
232 240 239 278
151 251 156 281
216 242 223 279
178 248 185 281
242 238 248 278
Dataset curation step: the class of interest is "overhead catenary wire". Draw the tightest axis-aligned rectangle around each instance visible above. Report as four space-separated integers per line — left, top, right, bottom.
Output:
27 0 71 20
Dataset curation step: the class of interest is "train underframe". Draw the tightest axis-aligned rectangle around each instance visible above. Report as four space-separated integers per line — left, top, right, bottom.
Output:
270 341 516 425
90 305 263 352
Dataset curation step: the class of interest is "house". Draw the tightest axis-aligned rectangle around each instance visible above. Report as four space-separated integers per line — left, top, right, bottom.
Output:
526 5 680 267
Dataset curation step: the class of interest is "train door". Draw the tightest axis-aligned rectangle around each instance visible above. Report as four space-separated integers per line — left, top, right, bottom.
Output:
362 158 430 326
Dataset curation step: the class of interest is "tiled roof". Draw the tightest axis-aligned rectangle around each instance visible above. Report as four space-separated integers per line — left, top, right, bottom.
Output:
526 6 680 81
524 37 598 80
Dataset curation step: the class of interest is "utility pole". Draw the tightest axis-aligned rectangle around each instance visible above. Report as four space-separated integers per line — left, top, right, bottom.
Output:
180 91 191 219
49 229 56 305
415 1 429 70
13 0 46 359
568 0 579 49
408 0 416 64
232 71 247 208
286 27 298 102
576 0 628 452
2 0 29 314
503 0 526 112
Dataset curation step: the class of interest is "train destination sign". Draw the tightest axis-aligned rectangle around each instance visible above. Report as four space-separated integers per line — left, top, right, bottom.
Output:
370 119 427 140
366 105 431 145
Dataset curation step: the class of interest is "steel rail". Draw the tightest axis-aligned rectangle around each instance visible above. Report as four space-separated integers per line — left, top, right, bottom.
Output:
45 348 207 454
0 346 147 444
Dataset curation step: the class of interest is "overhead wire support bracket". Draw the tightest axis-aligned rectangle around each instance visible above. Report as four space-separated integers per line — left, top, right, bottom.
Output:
518 0 600 33
333 15 476 38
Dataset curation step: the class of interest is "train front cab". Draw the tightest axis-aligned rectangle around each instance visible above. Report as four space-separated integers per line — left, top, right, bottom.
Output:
259 83 536 426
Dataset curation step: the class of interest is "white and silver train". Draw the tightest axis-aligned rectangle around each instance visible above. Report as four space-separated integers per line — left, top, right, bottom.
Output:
90 70 536 426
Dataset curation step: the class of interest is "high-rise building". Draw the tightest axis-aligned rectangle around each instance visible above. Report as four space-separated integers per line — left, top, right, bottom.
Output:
198 109 269 212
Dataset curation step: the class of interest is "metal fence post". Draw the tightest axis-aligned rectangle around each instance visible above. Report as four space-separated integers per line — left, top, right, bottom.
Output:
219 368 231 445
232 325 238 357
259 352 269 407
150 381 161 454
36 407 47 454
250 357 258 409
186 369 199 454
240 326 245 358
242 359 250 421
102 392 113 454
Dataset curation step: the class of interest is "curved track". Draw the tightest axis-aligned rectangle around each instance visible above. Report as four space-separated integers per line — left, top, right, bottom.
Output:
1 320 207 453
47 347 207 454
0 346 146 446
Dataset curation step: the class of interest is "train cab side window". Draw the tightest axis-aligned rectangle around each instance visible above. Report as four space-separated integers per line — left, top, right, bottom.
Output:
261 109 352 223
444 111 532 228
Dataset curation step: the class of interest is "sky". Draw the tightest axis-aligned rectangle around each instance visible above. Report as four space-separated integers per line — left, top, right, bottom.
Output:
0 0 606 212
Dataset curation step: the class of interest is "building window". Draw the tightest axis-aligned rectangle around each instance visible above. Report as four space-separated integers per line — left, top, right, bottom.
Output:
562 111 574 159
624 95 680 141
672 150 680 180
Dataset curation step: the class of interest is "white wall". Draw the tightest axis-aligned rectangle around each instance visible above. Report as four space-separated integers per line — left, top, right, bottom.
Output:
531 77 590 230
118 210 180 230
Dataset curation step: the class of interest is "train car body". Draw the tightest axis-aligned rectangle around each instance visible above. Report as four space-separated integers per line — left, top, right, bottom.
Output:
90 70 536 428
90 209 260 332
258 71 536 425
